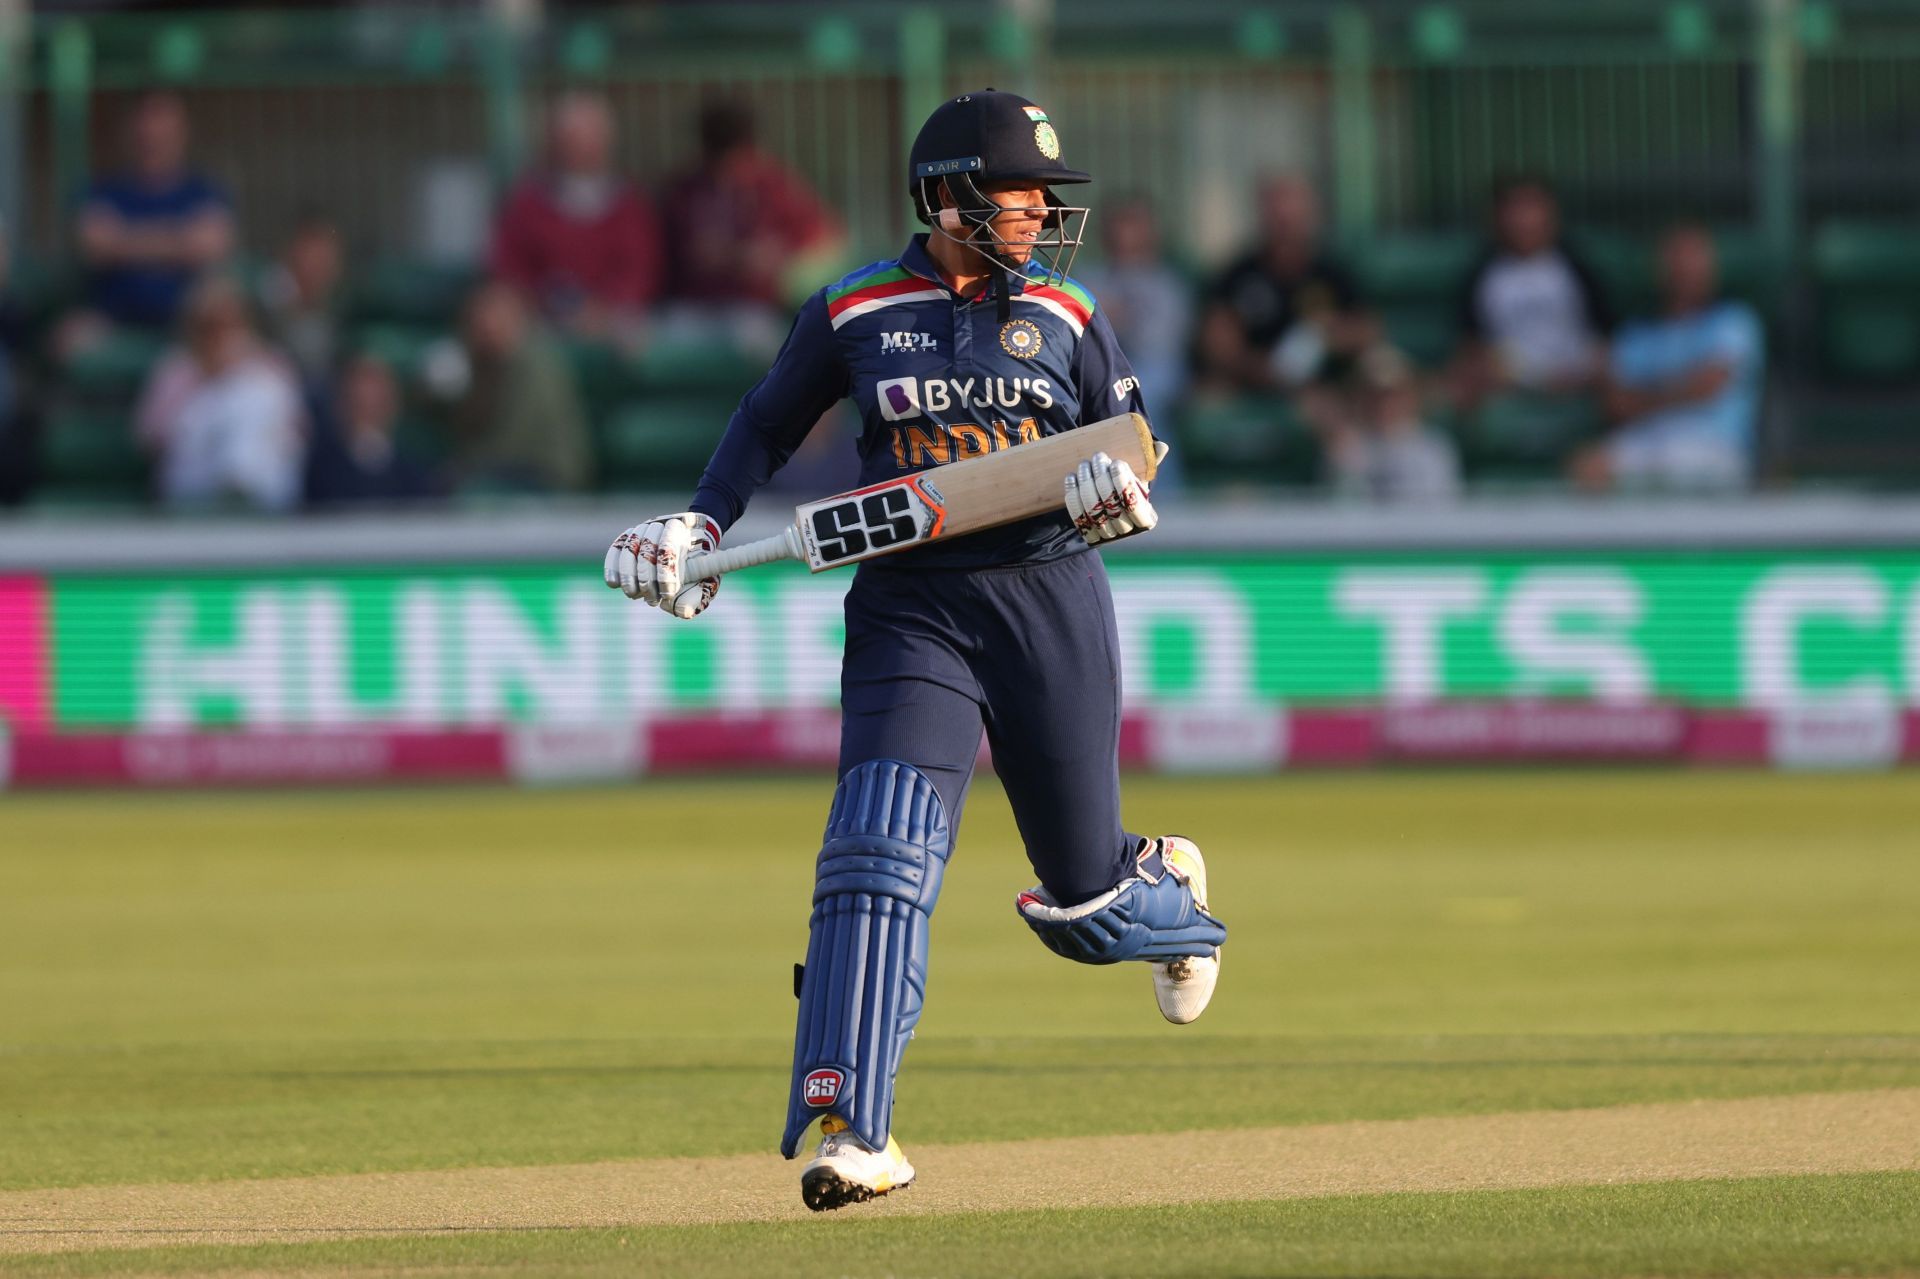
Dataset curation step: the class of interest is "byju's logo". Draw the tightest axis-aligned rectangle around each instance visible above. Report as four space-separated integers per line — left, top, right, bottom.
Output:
877 376 1055 422
876 377 922 422
879 331 938 354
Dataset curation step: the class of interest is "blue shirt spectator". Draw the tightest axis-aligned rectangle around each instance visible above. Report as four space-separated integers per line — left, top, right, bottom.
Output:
77 92 234 329
306 353 439 508
1578 225 1763 492
1078 194 1192 423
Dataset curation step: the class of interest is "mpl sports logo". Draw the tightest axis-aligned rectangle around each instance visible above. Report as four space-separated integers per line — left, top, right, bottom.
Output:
879 331 938 355
802 1067 846 1107
876 375 1055 422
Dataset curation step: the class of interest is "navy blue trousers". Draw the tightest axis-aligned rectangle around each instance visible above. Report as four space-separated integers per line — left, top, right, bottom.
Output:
837 549 1139 906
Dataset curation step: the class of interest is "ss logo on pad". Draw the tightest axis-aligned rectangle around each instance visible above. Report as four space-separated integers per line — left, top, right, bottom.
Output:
803 1067 845 1106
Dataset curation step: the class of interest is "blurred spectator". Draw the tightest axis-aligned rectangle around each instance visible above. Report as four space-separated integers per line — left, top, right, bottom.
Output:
1324 348 1460 502
256 211 345 393
69 92 233 344
1193 175 1373 400
135 275 304 513
1573 224 1763 492
492 91 663 346
305 352 438 507
1078 194 1192 423
424 279 591 494
660 97 843 325
1450 176 1613 408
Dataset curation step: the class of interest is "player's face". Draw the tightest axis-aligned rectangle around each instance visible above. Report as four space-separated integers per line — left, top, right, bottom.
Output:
978 182 1050 263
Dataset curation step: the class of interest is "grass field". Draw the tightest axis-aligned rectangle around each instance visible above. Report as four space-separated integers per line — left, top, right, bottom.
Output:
2 771 1918 1276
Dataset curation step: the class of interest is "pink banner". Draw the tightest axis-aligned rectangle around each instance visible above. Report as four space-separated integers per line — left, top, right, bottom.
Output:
6 729 503 787
1376 701 1688 761
4 706 1916 789
0 575 49 729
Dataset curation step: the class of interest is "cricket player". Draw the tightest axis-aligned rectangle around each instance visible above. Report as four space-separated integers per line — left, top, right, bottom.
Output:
605 89 1227 1211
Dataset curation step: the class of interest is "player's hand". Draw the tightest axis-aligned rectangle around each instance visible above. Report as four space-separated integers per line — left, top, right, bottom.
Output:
1066 449 1160 545
603 511 722 619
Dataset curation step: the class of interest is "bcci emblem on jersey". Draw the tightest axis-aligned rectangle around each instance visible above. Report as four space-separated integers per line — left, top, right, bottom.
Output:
999 319 1044 359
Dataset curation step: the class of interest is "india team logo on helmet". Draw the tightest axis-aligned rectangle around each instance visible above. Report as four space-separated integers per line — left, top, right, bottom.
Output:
999 318 1044 359
802 1067 846 1107
1022 104 1062 159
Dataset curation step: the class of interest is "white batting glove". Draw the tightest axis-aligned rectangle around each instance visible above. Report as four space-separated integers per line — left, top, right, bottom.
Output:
603 511 722 619
1066 449 1159 545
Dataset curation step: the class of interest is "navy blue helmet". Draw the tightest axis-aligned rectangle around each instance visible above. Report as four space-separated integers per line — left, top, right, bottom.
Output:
908 89 1090 292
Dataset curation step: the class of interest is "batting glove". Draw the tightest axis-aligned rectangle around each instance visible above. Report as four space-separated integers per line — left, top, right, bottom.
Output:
603 511 722 619
1066 447 1161 545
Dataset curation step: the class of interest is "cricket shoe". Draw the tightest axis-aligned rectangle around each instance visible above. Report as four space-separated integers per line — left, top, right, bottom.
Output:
800 1115 915 1211
1152 836 1221 1025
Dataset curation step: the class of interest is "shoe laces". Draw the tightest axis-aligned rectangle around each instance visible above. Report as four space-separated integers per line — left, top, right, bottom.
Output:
1164 957 1195 982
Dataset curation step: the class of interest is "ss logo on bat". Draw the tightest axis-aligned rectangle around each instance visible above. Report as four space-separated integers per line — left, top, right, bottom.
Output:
808 486 920 565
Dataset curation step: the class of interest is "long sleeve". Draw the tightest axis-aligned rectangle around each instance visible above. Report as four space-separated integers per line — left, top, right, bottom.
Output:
1071 306 1151 429
689 290 849 529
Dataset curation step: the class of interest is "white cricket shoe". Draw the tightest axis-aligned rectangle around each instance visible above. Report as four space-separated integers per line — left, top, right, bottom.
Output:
1152 836 1221 1025
800 1115 915 1211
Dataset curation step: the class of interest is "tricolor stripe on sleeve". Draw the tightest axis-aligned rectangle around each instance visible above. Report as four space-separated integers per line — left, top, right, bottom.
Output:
826 264 946 329
1017 279 1096 337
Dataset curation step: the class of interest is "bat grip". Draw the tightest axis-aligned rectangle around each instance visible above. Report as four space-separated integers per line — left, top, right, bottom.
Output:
683 525 803 580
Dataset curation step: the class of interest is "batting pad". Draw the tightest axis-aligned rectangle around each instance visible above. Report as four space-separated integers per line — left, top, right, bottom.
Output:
781 759 950 1159
1017 848 1226 964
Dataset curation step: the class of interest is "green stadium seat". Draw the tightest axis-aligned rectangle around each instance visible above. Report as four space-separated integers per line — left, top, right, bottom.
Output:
7 257 78 335
64 329 167 396
347 258 478 327
1813 222 1920 384
350 322 442 381
38 405 147 504
1351 233 1477 368
628 338 762 395
1354 232 1478 298
1788 398 1920 487
1707 227 1778 310
1171 394 1317 487
1458 390 1603 481
1376 304 1459 369
1574 229 1657 321
561 339 635 430
595 397 736 493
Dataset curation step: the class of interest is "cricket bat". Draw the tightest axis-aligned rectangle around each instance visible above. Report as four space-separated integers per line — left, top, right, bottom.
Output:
683 412 1159 579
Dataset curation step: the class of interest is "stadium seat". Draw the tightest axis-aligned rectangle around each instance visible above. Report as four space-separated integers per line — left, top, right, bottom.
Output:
1352 233 1477 368
37 405 147 504
1574 229 1657 321
594 397 736 493
350 322 442 381
64 329 168 396
1171 394 1318 487
1812 222 1920 384
561 339 636 432
1458 390 1603 482
628 338 763 395
1788 396 1920 488
347 258 478 327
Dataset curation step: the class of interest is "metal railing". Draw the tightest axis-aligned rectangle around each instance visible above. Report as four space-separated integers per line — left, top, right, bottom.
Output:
3 1 1911 272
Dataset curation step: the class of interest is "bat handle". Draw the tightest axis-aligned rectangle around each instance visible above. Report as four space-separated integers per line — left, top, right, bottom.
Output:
683 525 804 580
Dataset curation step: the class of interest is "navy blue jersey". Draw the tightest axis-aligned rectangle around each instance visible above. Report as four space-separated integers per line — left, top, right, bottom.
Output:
690 234 1150 568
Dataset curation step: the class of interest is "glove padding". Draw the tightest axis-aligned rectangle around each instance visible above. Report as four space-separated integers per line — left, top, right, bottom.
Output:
603 511 722 619
1066 448 1159 545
